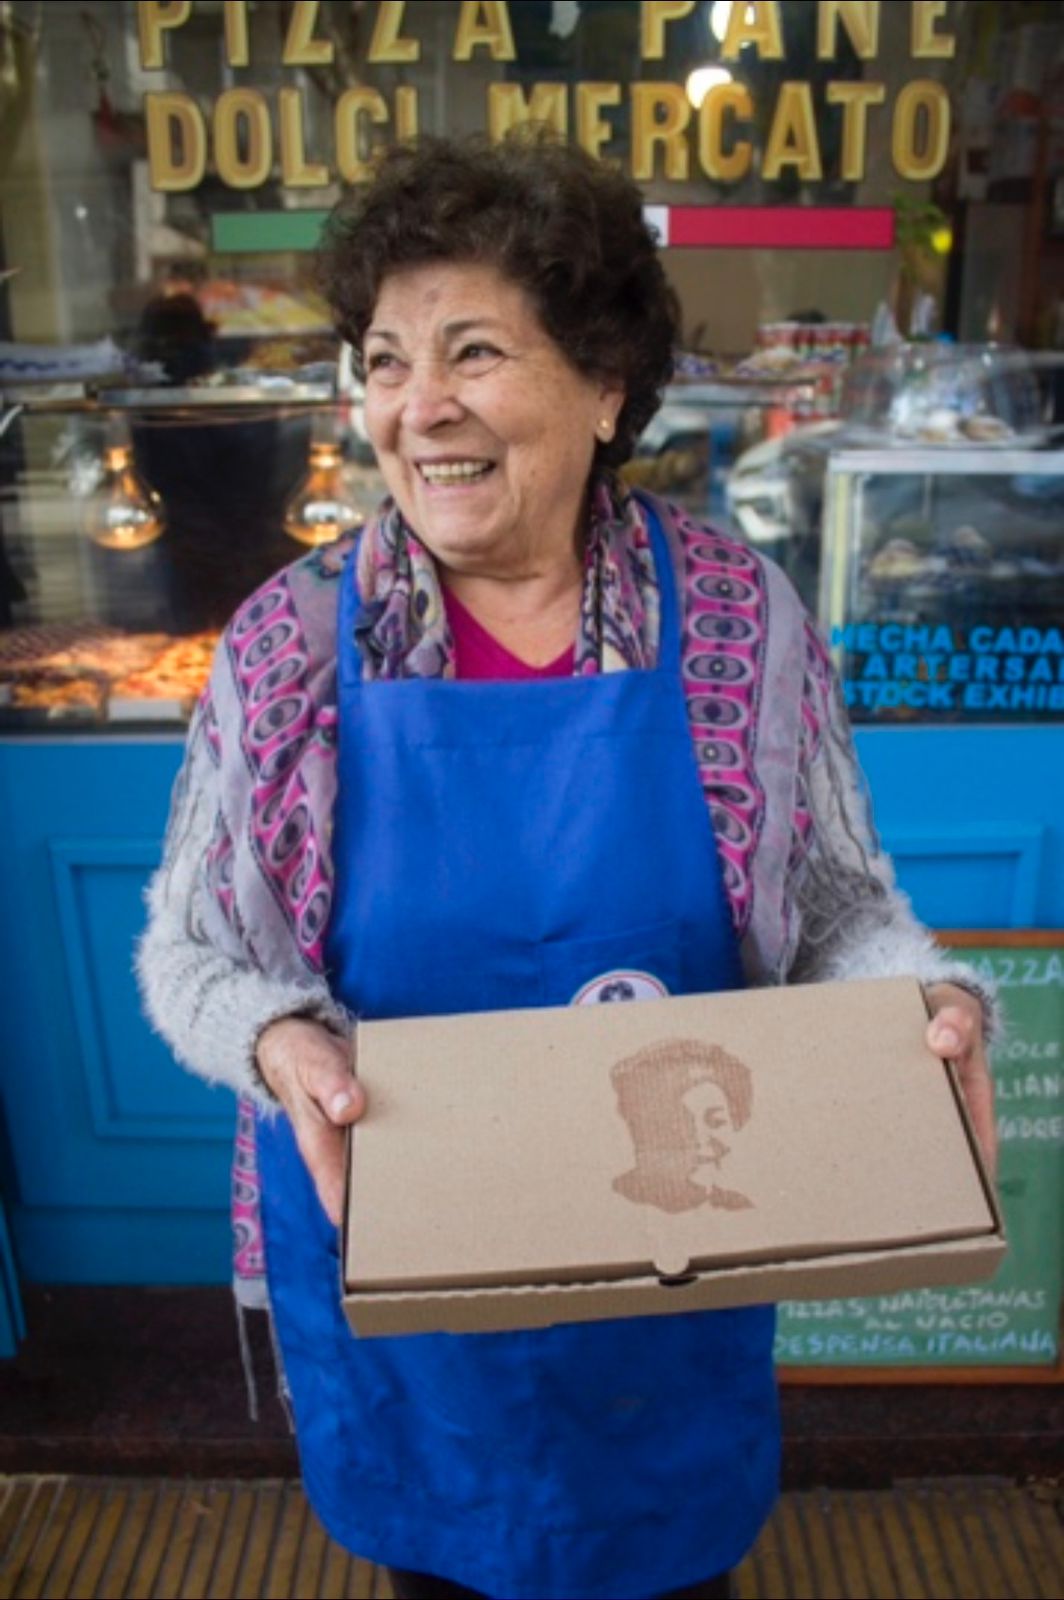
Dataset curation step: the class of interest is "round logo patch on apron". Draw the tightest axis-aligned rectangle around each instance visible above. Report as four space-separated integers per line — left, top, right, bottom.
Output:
571 969 669 1005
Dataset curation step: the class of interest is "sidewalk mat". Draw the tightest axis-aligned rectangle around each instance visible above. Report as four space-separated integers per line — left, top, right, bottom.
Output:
0 1475 1060 1598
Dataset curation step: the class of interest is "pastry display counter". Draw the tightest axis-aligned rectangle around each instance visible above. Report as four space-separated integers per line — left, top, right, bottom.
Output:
0 386 374 730
0 372 814 731
0 625 217 724
820 445 1064 724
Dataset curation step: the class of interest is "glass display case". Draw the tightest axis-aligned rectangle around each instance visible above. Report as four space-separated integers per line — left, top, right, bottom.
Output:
7 393 1064 735
0 386 384 730
723 347 1064 722
0 369 829 732
819 446 1064 724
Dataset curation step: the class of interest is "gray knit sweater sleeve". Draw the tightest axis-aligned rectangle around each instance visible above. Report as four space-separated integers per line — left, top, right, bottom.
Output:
783 618 1001 1037
135 697 350 1109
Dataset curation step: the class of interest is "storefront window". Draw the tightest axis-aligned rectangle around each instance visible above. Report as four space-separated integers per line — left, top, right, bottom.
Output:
1 1 1062 727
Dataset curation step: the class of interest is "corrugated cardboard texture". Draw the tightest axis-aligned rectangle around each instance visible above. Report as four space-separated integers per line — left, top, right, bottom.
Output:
344 1236 1006 1337
343 977 1003 1333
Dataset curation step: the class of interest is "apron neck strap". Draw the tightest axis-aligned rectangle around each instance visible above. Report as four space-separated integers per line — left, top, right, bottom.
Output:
636 495 682 674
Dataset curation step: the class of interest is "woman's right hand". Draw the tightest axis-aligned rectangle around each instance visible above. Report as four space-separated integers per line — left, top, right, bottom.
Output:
255 1016 367 1225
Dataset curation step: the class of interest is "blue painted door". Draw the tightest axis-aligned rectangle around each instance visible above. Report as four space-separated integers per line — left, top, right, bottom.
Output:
0 1196 24 1356
0 737 230 1285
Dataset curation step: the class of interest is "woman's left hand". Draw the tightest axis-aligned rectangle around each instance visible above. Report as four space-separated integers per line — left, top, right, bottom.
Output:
925 983 998 1180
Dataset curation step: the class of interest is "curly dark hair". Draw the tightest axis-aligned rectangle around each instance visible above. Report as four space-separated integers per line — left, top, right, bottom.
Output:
315 133 679 467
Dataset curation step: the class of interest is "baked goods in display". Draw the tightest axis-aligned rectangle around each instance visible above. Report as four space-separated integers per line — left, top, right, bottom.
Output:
109 632 218 710
620 445 708 494
7 674 105 716
0 627 219 722
0 623 120 671
868 539 926 581
35 633 172 678
915 407 962 443
962 414 1013 442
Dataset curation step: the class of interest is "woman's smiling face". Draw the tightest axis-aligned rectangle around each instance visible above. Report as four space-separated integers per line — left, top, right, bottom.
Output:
362 261 623 580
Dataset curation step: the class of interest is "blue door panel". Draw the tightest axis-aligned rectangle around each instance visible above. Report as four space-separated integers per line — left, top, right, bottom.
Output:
0 739 230 1284
0 1201 25 1355
50 841 232 1132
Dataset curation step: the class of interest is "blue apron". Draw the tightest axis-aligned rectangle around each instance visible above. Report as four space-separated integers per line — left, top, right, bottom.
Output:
258 507 779 1600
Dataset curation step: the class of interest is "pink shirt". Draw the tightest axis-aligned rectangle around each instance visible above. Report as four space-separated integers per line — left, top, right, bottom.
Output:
443 586 575 681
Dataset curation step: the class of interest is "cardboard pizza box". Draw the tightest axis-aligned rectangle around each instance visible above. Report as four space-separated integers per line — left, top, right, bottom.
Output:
341 977 1004 1337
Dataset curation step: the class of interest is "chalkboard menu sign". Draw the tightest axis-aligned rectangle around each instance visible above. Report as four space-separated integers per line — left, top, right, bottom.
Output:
775 933 1063 1379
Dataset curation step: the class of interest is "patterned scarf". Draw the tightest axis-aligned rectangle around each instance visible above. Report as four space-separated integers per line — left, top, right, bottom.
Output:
352 475 660 681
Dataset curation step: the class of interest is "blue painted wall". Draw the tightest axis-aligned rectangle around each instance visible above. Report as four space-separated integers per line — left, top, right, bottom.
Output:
0 725 1061 1305
854 726 1064 930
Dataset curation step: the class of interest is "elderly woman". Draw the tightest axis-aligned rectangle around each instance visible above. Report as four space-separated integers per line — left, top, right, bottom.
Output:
138 136 997 1600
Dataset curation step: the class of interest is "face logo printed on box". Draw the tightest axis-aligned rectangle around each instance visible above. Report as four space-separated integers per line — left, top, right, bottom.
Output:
610 1039 754 1215
572 969 669 1005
